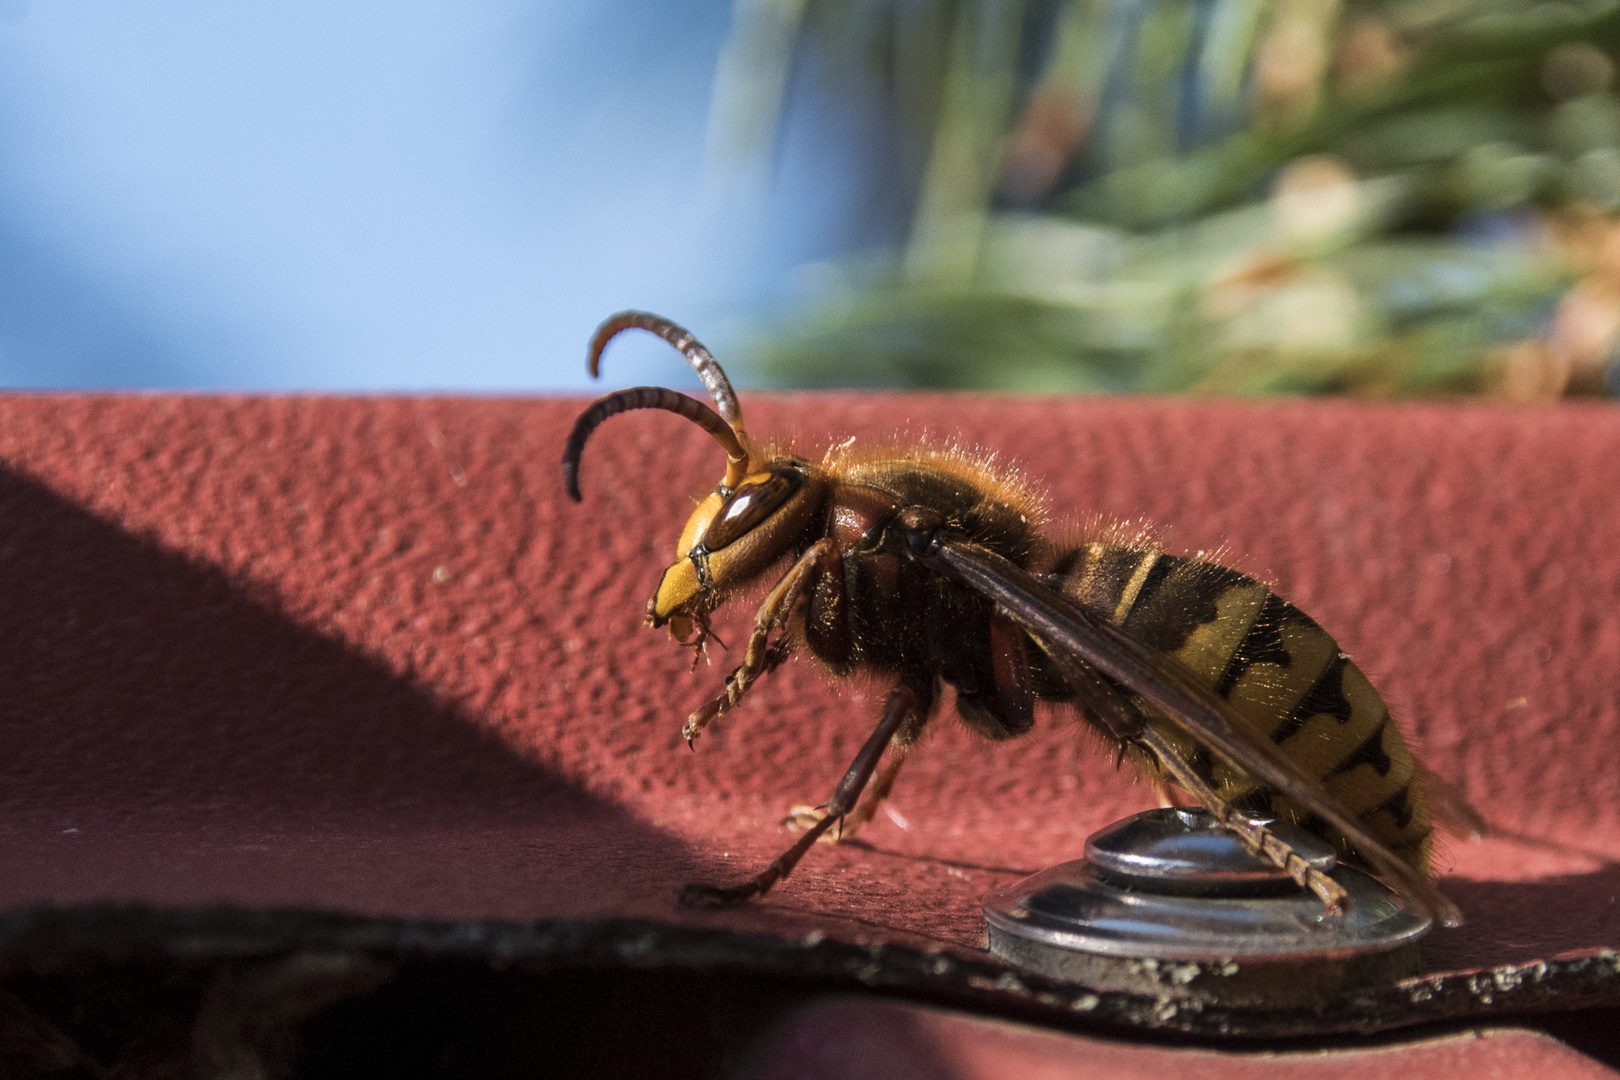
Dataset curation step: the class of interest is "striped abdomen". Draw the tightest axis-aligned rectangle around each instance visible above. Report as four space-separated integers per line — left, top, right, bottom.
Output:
1050 542 1432 871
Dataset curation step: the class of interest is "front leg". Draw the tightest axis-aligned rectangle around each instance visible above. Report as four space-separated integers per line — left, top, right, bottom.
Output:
682 538 845 745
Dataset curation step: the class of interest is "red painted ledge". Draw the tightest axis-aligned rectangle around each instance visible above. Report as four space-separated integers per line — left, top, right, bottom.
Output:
0 394 1616 1067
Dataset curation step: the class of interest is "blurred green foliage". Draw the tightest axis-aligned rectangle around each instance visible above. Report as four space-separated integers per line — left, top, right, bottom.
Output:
712 0 1620 396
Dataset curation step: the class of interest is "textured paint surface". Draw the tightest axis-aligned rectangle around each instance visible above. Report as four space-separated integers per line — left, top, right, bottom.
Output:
0 394 1616 984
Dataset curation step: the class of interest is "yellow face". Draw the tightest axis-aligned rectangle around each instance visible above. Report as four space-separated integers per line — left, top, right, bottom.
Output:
648 466 822 637
650 490 725 639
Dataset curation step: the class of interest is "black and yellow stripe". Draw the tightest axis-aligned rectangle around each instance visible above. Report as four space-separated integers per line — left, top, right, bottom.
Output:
1052 544 1432 871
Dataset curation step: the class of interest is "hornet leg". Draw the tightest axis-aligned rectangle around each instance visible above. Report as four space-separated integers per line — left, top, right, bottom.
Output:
682 539 843 745
1039 636 1350 915
1134 723 1350 915
784 742 913 841
679 684 918 907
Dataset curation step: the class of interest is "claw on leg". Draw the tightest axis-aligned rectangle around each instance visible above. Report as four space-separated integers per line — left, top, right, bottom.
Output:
677 881 762 908
782 739 912 844
779 803 854 844
682 637 792 747
678 805 842 908
781 804 831 834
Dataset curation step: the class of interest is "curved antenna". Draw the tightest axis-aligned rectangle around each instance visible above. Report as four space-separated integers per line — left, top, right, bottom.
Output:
563 386 751 502
588 312 746 433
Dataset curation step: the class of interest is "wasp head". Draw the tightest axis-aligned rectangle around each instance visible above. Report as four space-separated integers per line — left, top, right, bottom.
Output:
561 313 825 642
649 460 826 636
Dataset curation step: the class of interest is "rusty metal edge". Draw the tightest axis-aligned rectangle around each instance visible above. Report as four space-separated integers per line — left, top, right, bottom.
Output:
0 904 1614 1039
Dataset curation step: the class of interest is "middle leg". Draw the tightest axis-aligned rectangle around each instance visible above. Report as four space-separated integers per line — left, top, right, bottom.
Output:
679 683 920 907
784 741 914 841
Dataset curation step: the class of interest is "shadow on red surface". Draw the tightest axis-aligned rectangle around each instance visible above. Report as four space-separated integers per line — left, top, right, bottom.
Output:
0 462 703 1036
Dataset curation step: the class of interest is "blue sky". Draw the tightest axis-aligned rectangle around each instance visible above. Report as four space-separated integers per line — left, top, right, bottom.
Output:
0 1 871 390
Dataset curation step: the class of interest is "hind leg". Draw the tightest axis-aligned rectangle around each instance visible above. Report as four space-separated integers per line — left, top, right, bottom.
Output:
1044 642 1350 915
1131 723 1350 915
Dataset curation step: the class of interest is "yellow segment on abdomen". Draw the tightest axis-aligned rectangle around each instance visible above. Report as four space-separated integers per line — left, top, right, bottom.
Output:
1168 581 1267 684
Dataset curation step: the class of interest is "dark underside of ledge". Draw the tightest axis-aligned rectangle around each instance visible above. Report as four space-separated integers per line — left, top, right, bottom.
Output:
3 905 1620 1078
6 904 1620 1036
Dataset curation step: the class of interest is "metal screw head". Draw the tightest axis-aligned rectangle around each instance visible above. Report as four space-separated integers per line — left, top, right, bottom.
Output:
982 808 1434 1005
1085 806 1338 894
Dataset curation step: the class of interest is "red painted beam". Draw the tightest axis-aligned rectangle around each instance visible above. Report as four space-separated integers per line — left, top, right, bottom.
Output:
0 394 1615 1035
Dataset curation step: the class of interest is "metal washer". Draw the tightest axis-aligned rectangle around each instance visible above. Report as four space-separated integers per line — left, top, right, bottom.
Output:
983 808 1432 1006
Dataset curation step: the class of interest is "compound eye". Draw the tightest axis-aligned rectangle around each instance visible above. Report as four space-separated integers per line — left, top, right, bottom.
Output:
699 468 803 552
